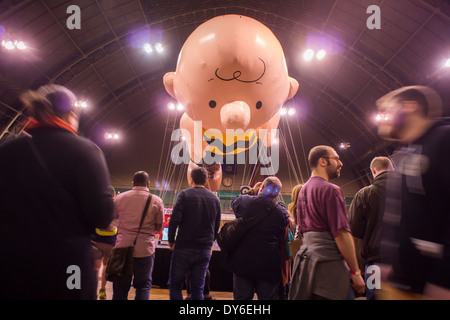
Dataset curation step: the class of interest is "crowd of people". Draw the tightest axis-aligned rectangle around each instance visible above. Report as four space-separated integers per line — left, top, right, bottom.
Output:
0 84 448 300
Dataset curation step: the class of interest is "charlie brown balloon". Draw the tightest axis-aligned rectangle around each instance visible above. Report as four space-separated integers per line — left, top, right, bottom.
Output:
164 15 299 191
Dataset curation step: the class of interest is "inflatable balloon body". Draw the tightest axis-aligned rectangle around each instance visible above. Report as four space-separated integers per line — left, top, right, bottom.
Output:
164 15 299 191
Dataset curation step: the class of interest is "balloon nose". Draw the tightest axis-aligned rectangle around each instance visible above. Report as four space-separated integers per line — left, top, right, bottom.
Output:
220 101 251 129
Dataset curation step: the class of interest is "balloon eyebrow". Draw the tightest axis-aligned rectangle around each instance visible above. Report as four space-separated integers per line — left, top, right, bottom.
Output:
215 58 265 83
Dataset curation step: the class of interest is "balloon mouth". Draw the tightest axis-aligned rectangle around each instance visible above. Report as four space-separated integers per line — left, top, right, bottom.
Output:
220 101 251 130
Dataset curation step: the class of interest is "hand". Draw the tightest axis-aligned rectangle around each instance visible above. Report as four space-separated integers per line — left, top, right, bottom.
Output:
351 274 366 294
168 242 175 251
250 182 263 195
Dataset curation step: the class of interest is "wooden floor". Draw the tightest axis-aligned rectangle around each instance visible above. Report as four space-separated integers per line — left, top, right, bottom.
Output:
97 281 234 300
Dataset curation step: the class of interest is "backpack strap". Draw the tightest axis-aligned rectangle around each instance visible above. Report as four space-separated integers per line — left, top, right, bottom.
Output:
244 201 277 229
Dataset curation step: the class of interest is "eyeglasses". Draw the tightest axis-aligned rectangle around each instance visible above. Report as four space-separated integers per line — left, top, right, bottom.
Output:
323 156 341 162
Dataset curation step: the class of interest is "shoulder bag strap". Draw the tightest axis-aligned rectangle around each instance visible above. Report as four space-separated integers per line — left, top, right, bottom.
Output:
244 200 277 229
133 194 152 246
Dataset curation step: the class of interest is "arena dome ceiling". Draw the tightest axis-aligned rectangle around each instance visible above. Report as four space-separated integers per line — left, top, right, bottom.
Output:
1 0 449 194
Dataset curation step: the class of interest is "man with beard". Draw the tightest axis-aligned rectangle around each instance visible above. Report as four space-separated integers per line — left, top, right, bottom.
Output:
375 86 450 299
289 145 365 300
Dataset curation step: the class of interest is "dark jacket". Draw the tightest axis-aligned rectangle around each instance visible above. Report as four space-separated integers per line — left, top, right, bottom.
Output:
0 127 115 299
382 122 450 292
348 171 388 264
168 187 221 250
226 194 289 281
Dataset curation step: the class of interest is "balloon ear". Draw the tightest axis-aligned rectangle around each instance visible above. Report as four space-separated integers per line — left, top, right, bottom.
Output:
163 72 176 99
287 77 299 100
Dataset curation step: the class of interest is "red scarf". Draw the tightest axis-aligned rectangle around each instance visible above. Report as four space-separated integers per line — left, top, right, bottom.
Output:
25 116 77 135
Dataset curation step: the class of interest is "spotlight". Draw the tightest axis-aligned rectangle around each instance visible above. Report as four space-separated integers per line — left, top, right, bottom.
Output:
316 49 326 60
1 39 27 50
15 41 26 50
176 103 184 111
155 42 163 53
168 102 175 110
445 58 450 68
375 113 390 122
74 100 87 109
105 132 120 140
280 107 287 115
143 43 153 53
288 108 296 116
339 142 350 149
303 49 314 61
2 40 14 50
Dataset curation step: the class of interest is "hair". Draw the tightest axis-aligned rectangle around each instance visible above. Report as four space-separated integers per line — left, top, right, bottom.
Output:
287 184 303 224
395 89 429 116
262 176 282 190
370 156 394 172
376 85 443 119
190 166 208 185
133 171 150 186
308 145 332 169
109 186 116 197
20 84 79 122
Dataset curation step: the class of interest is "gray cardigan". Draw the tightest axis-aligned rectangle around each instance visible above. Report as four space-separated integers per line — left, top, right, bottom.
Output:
289 231 350 300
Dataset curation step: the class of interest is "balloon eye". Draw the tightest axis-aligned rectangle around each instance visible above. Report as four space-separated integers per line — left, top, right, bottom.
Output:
209 100 217 108
256 101 262 109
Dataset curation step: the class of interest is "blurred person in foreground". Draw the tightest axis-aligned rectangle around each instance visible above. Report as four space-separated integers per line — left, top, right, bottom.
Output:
375 85 450 299
0 85 115 299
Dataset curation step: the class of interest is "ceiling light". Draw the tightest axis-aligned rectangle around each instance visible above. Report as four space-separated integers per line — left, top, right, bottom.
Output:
176 103 184 111
303 49 314 61
155 42 163 53
105 132 120 140
339 142 350 149
288 108 296 116
143 43 153 53
280 107 287 115
316 49 326 60
445 58 450 68
375 113 390 122
15 41 26 50
1 39 27 50
2 40 14 50
75 100 87 109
